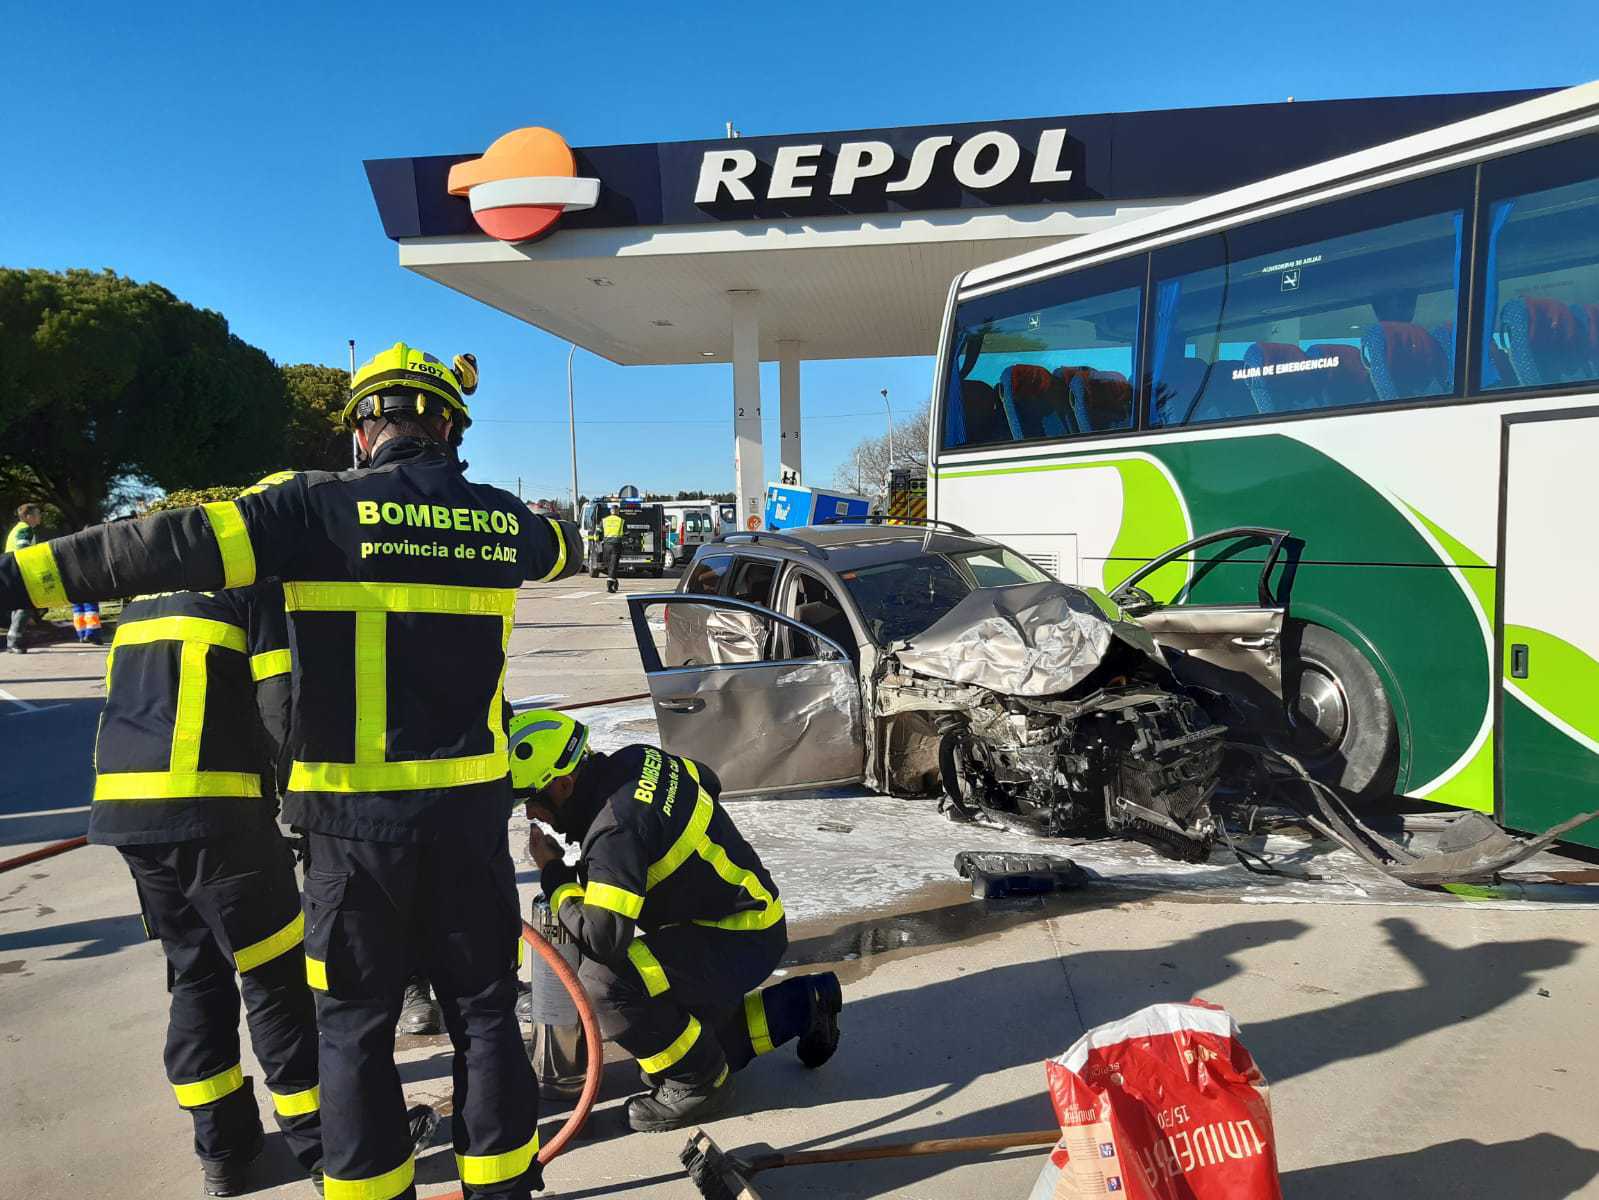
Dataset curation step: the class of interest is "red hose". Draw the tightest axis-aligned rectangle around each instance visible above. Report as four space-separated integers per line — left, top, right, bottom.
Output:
0 834 88 874
431 919 603 1199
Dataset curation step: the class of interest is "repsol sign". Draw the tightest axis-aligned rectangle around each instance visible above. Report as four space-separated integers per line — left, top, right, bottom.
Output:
694 127 1079 205
651 116 1104 221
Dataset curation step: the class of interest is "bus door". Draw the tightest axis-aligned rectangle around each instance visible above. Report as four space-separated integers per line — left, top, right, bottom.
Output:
1498 410 1599 848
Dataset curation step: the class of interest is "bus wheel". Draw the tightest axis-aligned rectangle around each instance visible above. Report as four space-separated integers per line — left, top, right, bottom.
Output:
1271 623 1398 799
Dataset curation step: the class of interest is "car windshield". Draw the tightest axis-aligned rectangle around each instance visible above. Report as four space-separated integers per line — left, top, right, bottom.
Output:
836 546 1049 645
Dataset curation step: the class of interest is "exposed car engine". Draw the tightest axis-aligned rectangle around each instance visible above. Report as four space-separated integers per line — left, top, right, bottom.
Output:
872 580 1225 861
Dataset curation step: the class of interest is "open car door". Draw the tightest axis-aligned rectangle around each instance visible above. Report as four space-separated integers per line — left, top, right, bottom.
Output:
1110 527 1291 732
626 593 865 796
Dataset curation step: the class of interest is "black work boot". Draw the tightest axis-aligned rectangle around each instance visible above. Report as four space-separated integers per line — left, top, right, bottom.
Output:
312 1105 439 1194
626 1064 732 1132
399 977 441 1035
199 1126 264 1197
796 972 843 1069
607 578 618 594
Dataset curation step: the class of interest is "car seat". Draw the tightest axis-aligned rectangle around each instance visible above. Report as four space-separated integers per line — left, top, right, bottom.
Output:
1360 321 1450 401
1566 302 1599 380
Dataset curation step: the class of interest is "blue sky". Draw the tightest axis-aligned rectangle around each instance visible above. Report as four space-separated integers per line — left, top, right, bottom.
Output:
1 0 1589 498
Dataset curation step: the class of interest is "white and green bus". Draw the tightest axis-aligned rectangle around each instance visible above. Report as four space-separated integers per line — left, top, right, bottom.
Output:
928 82 1599 847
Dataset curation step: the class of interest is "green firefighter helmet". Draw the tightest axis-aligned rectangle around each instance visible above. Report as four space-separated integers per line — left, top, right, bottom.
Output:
342 341 478 444
508 709 589 793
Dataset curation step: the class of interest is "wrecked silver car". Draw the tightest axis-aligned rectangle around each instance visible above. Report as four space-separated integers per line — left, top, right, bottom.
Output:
625 523 1224 860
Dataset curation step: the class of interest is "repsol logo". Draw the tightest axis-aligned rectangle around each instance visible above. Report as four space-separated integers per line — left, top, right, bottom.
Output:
356 500 519 535
694 128 1075 205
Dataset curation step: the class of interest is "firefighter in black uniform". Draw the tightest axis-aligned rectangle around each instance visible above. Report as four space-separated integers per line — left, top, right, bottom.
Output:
0 343 582 1200
93 582 323 1195
509 709 843 1131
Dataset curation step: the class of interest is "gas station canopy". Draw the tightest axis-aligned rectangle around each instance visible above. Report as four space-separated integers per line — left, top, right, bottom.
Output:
365 88 1543 523
366 90 1536 366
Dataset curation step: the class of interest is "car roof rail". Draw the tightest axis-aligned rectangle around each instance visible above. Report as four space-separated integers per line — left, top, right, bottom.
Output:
711 530 830 559
819 515 974 536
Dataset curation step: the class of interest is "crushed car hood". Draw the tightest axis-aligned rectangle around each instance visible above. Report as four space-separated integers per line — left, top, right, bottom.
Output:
893 581 1158 697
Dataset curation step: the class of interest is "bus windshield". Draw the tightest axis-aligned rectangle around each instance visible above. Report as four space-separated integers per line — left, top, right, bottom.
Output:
837 547 1049 644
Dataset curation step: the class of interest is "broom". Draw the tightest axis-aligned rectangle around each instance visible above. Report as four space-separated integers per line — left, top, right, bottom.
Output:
681 1125 1060 1200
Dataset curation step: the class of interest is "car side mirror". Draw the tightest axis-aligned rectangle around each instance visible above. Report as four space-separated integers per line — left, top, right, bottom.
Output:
1112 584 1157 616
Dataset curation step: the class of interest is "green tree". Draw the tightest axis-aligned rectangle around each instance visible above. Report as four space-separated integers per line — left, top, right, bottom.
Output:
0 268 290 529
280 363 352 472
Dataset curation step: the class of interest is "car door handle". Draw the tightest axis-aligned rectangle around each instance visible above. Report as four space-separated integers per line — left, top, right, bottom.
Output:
660 697 705 714
1230 635 1275 648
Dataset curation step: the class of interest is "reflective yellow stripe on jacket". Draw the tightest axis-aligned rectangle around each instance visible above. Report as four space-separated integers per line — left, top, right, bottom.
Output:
644 760 784 932
203 501 257 589
250 648 292 681
13 542 67 608
284 582 516 793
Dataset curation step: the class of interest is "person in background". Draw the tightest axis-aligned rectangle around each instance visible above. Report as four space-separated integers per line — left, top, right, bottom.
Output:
600 506 625 595
71 601 103 644
5 503 43 653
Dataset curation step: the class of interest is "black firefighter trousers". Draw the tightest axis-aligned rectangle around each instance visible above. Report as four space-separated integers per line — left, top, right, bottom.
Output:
302 824 539 1200
121 827 322 1172
578 919 813 1084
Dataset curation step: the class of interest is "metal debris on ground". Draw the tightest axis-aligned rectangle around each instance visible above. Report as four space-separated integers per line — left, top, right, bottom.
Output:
955 851 1090 899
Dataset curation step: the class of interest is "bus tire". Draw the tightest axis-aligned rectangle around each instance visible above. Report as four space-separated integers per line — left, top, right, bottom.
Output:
1272 622 1398 799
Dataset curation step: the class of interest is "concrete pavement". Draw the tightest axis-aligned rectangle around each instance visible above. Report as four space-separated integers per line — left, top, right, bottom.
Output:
3 578 1598 1199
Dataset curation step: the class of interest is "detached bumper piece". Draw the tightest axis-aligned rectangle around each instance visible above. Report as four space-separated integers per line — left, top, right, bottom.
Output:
955 851 1090 899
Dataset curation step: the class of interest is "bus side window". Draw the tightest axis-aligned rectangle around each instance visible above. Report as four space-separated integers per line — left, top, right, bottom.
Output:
940 256 1145 452
1148 169 1472 427
1476 132 1599 393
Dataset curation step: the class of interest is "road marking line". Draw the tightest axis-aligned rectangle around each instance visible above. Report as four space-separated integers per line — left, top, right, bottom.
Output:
0 804 91 821
509 693 567 709
0 686 67 716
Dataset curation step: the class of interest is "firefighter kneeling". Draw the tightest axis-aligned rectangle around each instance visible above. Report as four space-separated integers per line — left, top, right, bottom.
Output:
509 710 842 1131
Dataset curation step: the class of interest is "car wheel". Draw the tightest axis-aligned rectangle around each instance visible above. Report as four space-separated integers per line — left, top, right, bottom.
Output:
664 551 676 570
1269 622 1398 798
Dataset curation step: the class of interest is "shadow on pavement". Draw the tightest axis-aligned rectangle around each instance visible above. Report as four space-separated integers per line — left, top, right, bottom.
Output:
707 915 1578 1197
0 911 144 959
1287 1133 1599 1199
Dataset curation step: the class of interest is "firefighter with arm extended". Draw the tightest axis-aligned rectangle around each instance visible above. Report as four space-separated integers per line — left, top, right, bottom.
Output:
510 710 844 1131
0 343 583 1200
93 581 322 1195
600 505 624 594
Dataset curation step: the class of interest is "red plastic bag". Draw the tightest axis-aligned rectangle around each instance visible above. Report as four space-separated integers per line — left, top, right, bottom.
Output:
1028 1000 1281 1199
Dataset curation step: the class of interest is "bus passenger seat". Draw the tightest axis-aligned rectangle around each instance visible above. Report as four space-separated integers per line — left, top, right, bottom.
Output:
1152 356 1207 425
1360 321 1450 400
1501 297 1583 387
958 379 1009 445
1241 342 1311 412
1568 302 1599 378
1428 323 1457 390
1305 344 1375 408
997 364 1072 440
1064 369 1133 432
